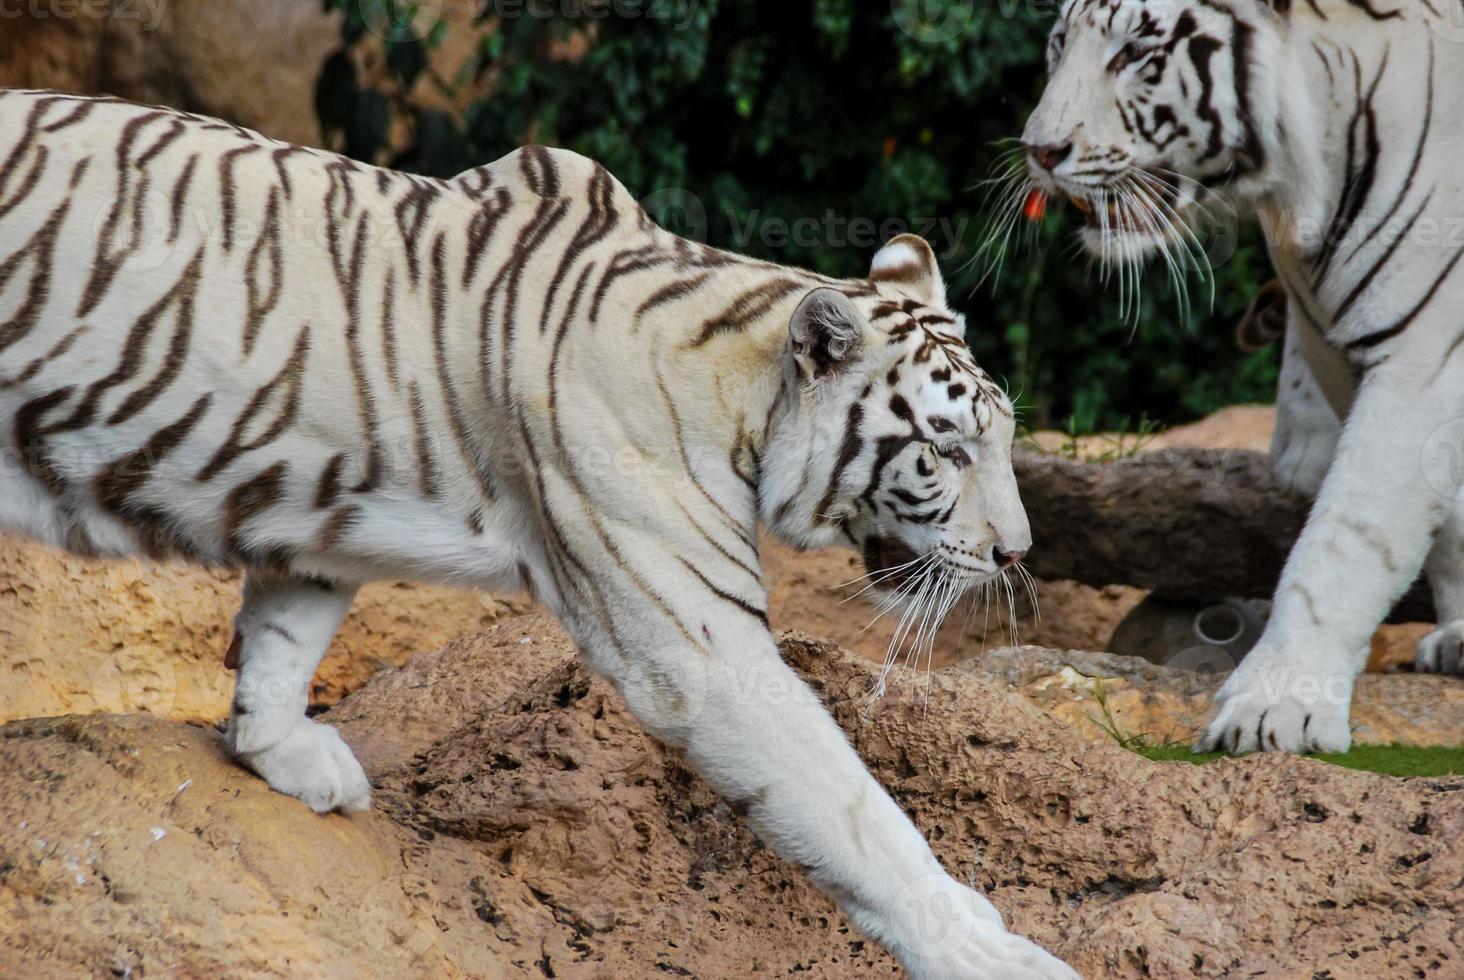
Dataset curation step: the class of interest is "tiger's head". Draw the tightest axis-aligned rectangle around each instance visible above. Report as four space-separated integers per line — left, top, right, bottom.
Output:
763 235 1030 599
1023 0 1287 262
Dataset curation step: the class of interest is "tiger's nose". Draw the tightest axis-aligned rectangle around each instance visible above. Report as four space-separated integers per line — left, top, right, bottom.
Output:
992 547 1026 569
1026 142 1073 172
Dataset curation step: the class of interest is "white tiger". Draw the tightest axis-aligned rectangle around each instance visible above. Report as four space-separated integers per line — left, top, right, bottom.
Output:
1020 0 1464 754
0 90 1073 978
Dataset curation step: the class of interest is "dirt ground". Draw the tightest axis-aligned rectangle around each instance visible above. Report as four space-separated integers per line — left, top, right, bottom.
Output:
3 620 1459 980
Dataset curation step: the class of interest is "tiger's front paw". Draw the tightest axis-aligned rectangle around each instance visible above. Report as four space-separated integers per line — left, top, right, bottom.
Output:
1416 622 1464 675
229 719 372 814
893 876 1078 980
1195 648 1353 755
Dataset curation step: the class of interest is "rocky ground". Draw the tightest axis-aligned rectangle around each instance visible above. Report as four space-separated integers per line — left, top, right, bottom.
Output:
4 406 1464 977
3 619 1460 979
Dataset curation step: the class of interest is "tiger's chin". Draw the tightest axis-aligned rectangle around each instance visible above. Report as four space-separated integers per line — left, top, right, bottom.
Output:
1078 224 1177 263
1061 182 1197 267
862 535 926 592
861 535 996 597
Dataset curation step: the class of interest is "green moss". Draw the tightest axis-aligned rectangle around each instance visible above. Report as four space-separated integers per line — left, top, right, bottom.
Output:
1136 744 1464 778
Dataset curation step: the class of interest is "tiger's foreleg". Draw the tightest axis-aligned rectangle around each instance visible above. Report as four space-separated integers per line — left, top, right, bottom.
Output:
1417 500 1464 675
586 627 1076 979
224 571 370 813
1199 348 1464 754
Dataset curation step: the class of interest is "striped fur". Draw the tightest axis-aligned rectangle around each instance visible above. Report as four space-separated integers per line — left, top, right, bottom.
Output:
1022 0 1464 754
0 91 1069 977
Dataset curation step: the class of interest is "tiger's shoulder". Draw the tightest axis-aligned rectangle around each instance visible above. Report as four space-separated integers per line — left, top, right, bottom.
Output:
452 144 645 217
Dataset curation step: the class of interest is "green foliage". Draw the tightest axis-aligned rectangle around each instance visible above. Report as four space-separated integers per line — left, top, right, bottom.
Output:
318 0 1279 429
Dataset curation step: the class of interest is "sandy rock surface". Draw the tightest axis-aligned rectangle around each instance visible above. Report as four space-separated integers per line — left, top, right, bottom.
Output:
4 616 1460 979
0 537 526 726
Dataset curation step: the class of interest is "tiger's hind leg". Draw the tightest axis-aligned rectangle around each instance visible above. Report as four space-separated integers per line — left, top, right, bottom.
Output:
1417 496 1464 676
225 571 369 813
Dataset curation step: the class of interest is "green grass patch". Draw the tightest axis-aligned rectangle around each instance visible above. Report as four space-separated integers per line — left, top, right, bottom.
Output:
1136 743 1464 778
1085 679 1464 777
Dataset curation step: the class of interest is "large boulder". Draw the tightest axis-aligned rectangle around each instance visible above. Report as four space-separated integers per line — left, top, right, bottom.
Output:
3 615 1460 978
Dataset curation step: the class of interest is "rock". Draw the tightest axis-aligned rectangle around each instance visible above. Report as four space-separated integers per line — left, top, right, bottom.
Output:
1024 405 1276 461
1106 595 1431 675
0 0 342 147
0 534 527 726
1150 405 1277 453
5 616 1461 978
0 714 503 979
0 0 502 160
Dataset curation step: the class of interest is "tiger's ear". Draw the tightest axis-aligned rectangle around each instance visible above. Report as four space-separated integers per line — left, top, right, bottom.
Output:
870 233 947 307
789 288 866 380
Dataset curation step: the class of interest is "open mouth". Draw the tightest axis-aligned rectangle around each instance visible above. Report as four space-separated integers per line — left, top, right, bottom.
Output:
862 535 924 592
1068 192 1155 235
1028 174 1182 237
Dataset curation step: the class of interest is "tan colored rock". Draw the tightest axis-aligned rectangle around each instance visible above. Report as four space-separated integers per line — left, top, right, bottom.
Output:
0 533 527 726
0 0 504 162
1150 404 1277 453
4 616 1460 978
0 714 503 979
1023 404 1277 461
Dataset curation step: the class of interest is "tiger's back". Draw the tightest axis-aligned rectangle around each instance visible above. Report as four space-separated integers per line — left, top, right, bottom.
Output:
0 89 657 590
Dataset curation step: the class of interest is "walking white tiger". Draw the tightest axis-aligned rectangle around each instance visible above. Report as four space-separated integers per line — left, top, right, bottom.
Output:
1018 0 1464 755
0 91 1074 978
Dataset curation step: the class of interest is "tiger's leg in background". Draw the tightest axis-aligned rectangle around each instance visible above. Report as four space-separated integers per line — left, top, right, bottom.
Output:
1270 319 1342 498
1417 497 1464 675
225 571 370 813
1271 316 1464 676
579 622 1075 979
1199 347 1464 754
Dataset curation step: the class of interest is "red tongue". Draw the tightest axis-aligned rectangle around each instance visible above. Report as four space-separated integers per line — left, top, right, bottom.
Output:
1024 189 1048 223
